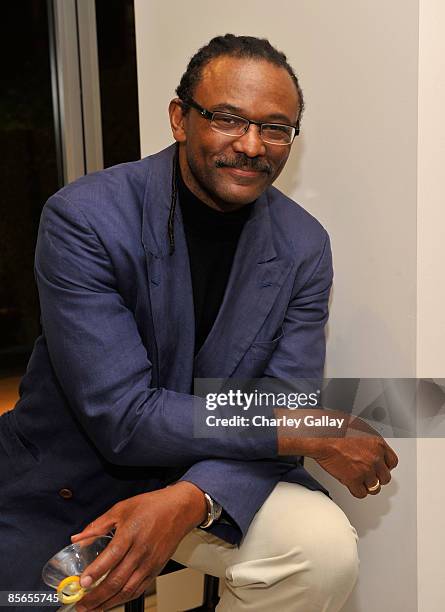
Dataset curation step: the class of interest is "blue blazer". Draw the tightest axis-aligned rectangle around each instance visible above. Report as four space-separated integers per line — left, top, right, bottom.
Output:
0 145 332 570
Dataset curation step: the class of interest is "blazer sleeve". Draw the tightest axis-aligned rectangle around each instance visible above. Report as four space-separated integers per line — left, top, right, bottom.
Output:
261 230 333 381
35 195 277 467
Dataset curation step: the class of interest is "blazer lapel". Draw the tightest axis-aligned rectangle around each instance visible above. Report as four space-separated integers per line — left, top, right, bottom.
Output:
141 146 195 391
194 192 293 379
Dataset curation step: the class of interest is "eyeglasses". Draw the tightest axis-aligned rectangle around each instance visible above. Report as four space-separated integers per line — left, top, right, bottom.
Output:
182 98 299 146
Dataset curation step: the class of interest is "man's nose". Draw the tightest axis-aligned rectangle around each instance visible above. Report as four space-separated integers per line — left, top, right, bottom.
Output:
232 124 267 157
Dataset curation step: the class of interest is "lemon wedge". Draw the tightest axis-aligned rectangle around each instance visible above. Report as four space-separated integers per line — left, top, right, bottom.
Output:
57 575 86 604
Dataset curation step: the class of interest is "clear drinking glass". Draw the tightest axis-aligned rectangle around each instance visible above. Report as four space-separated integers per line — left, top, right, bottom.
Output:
42 535 112 607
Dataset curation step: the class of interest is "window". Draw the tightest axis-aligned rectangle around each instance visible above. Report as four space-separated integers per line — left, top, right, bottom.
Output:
0 0 140 378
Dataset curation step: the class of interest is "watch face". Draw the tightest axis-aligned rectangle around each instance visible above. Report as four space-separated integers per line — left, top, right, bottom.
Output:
214 502 223 520
200 494 223 528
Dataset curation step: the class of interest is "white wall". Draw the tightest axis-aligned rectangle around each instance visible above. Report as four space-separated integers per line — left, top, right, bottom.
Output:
417 1 445 610
134 2 443 609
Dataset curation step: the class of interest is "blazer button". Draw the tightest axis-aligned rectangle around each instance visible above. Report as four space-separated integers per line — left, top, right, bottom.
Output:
59 488 73 499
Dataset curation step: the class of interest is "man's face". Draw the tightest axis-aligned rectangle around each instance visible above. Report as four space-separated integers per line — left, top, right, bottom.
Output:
170 56 300 212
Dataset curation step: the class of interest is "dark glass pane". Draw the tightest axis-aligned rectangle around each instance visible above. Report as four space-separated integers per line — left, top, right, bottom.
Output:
0 1 59 374
95 0 140 168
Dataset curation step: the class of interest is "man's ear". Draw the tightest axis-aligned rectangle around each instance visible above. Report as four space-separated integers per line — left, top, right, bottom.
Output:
169 98 187 142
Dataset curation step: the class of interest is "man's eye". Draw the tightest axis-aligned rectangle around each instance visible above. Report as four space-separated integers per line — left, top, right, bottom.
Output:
265 124 288 133
219 116 237 125
213 114 243 128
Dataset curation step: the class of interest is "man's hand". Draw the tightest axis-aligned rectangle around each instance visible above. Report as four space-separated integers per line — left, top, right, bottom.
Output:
277 409 399 498
309 432 398 498
71 482 207 611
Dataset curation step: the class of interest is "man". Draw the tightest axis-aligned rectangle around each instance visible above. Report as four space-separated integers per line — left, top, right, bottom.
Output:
0 35 398 611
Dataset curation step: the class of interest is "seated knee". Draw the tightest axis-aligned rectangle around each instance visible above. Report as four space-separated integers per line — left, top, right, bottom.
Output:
298 525 359 604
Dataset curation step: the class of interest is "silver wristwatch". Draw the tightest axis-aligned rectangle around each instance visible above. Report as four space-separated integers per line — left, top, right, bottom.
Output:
199 492 223 529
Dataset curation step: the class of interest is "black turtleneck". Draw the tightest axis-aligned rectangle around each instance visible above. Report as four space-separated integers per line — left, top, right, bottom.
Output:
178 171 254 354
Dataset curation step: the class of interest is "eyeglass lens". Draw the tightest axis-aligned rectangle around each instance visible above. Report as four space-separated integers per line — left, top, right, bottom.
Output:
211 112 294 144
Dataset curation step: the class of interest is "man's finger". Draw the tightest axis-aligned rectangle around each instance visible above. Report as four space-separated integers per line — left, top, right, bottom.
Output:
384 445 399 470
375 458 392 486
84 569 157 611
348 481 368 499
363 474 381 495
71 515 116 543
77 544 148 610
78 533 132 589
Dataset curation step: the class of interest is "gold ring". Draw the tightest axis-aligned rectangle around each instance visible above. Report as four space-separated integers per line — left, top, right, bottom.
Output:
367 479 380 493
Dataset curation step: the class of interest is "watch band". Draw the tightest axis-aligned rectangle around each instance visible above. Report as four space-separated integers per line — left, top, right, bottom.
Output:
199 492 223 529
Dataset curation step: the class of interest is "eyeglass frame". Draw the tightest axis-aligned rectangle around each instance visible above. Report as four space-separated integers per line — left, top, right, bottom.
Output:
181 98 300 145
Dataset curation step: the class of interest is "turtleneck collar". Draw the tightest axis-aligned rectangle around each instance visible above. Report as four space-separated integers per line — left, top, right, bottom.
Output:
177 167 254 239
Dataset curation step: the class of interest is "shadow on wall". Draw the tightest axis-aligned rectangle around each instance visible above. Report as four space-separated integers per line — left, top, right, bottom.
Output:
306 457 400 612
274 134 305 201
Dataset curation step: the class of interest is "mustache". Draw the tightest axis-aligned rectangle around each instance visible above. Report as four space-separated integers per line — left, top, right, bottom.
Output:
215 154 273 175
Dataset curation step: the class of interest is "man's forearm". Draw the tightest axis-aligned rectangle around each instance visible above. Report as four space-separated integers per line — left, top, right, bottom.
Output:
275 408 350 457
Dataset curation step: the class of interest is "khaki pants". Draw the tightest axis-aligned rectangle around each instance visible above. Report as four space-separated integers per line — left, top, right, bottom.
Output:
172 482 359 612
